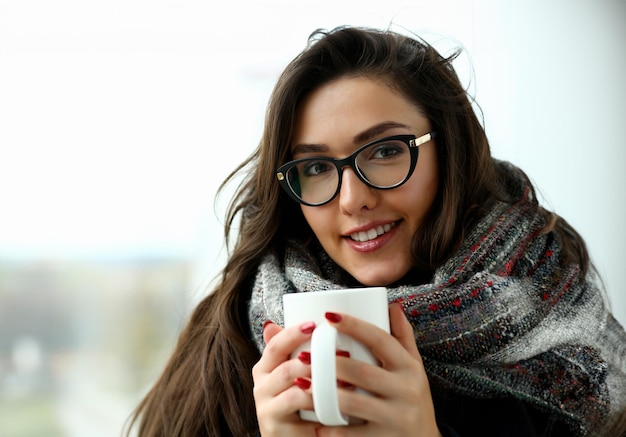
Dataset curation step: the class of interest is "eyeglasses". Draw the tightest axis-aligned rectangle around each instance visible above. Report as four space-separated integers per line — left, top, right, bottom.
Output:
276 131 437 206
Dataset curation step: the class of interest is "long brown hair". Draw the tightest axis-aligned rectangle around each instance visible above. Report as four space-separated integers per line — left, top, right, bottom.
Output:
126 26 591 436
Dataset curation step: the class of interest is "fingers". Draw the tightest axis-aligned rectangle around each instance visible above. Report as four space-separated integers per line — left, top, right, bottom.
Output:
388 302 421 361
256 382 314 421
324 306 421 370
322 360 438 437
334 348 404 399
254 321 315 373
324 305 427 403
300 309 439 437
262 320 283 345
252 321 315 408
253 321 318 433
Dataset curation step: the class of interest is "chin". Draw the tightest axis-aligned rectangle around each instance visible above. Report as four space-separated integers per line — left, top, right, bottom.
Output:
350 271 403 287
346 260 415 287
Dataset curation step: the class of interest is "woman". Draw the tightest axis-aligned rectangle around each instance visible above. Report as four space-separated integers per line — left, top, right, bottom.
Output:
127 26 626 436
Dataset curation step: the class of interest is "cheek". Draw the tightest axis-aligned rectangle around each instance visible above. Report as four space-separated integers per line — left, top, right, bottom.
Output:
400 171 439 227
301 207 331 239
415 155 439 207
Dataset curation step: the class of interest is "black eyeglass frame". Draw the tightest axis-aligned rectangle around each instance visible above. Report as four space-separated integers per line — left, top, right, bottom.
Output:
276 131 438 207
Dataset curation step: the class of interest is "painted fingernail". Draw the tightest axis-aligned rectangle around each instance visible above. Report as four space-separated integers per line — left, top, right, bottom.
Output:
299 321 315 334
336 350 350 358
325 312 342 323
294 377 311 390
297 351 311 364
262 320 273 331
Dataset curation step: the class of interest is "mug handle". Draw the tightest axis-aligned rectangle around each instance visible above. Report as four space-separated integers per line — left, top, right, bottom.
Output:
310 323 350 426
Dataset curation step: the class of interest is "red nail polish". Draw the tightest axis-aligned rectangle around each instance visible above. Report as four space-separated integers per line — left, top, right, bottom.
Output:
300 321 315 334
297 351 311 364
262 320 273 331
325 312 342 323
294 377 311 390
336 350 350 358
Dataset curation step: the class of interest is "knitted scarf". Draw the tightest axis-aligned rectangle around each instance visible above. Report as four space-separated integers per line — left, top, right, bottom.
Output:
248 162 626 436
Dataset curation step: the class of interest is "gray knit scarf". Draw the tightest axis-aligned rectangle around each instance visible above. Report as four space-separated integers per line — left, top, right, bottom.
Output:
248 162 626 436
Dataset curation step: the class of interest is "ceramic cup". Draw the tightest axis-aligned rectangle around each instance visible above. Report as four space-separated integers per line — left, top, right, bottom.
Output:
282 287 389 426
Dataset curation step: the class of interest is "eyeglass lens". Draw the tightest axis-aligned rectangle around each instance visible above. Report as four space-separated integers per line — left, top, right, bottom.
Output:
284 139 412 205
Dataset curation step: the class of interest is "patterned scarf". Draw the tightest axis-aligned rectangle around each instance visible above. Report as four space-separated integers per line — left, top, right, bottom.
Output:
248 162 626 436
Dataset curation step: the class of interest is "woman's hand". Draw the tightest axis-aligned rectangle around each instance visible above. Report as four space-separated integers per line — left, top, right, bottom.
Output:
252 320 320 437
316 303 442 437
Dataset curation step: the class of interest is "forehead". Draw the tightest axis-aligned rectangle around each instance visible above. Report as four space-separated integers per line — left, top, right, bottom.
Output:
291 76 428 152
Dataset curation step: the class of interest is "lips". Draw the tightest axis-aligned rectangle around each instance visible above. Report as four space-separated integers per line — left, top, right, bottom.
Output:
349 221 397 242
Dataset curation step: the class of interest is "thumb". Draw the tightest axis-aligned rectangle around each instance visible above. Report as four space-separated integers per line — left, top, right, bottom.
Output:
389 302 421 360
262 321 283 345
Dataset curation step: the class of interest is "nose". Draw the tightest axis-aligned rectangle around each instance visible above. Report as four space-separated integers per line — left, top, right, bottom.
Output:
337 167 378 214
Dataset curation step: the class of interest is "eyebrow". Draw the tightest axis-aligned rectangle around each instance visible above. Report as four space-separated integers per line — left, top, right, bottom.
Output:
291 121 411 156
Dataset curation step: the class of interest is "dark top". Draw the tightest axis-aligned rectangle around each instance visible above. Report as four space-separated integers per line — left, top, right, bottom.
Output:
433 389 573 437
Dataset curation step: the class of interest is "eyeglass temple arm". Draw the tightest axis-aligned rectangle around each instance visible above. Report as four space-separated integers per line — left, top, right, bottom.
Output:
410 131 437 147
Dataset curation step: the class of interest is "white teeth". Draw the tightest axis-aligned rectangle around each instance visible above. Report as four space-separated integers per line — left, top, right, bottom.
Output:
350 222 396 242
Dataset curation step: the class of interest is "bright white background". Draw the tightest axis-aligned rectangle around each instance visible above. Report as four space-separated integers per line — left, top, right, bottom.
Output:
1 0 623 319
0 1 624 435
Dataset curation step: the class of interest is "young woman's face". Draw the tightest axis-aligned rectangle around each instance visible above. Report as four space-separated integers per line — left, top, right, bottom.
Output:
291 76 439 286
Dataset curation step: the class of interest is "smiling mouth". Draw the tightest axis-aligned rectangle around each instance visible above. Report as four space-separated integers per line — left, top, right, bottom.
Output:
349 222 397 242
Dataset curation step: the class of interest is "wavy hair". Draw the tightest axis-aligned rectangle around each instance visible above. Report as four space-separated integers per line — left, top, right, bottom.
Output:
126 26 591 436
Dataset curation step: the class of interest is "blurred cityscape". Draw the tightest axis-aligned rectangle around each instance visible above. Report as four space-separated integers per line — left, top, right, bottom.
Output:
0 258 196 437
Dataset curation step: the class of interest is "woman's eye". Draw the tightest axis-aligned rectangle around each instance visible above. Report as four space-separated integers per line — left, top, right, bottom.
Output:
302 160 333 177
370 143 404 159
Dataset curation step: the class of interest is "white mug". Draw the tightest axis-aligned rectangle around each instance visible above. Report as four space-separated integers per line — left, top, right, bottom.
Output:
282 287 389 426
